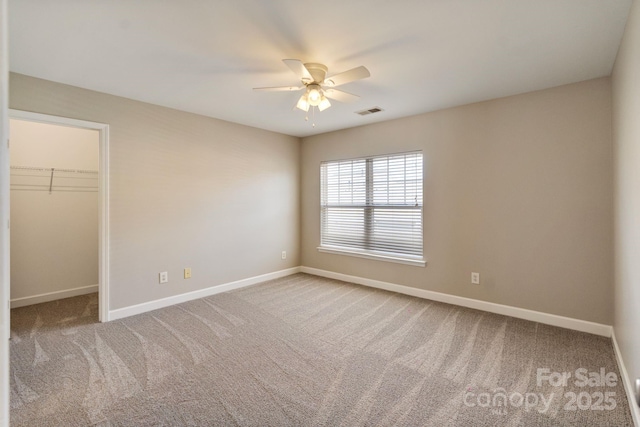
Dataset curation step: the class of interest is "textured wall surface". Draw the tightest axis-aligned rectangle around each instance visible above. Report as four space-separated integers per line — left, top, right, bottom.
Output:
10 73 300 311
302 78 614 324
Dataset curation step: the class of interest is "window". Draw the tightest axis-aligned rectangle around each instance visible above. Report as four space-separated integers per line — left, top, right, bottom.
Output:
320 151 424 266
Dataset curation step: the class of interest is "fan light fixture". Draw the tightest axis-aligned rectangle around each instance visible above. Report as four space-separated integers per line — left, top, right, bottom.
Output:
254 59 371 127
297 84 328 112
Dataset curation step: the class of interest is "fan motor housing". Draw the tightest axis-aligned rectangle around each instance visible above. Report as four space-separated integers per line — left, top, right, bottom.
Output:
304 63 328 84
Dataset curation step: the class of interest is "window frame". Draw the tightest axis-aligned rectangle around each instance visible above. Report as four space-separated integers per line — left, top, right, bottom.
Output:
318 151 426 267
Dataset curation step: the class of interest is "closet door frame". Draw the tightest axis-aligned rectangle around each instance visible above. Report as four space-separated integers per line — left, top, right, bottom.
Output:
8 109 110 322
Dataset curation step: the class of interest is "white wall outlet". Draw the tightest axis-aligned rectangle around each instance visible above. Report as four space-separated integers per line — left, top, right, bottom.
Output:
184 268 191 279
159 271 168 284
281 250 287 260
471 272 480 285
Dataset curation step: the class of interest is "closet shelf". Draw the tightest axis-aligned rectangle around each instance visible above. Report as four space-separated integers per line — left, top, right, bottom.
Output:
10 165 98 174
10 165 99 193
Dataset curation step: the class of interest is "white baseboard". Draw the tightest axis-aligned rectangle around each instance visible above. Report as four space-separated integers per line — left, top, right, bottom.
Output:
108 267 301 321
300 266 612 337
612 330 640 427
10 284 99 309
104 265 634 422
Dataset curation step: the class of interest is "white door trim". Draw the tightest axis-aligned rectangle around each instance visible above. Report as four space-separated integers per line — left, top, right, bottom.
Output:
9 109 110 322
0 0 9 422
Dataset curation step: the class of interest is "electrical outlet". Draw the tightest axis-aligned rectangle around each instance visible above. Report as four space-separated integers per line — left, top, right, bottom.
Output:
159 271 168 284
281 251 287 260
184 268 191 279
471 272 480 285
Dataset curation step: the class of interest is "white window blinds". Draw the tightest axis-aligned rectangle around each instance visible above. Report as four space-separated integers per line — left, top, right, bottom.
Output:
320 152 423 261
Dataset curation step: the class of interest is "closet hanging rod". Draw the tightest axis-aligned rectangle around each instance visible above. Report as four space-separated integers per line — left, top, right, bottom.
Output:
11 173 97 180
12 184 98 189
10 188 98 193
10 165 98 174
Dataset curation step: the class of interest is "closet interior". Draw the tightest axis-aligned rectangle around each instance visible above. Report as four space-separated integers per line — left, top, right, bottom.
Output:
10 118 100 308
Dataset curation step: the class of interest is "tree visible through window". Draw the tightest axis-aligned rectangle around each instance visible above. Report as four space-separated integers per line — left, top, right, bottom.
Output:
320 152 423 261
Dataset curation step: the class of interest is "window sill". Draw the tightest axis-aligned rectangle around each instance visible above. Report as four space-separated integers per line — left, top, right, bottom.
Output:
317 246 426 267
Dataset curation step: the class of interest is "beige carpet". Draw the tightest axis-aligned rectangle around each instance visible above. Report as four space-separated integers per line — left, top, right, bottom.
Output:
10 273 633 426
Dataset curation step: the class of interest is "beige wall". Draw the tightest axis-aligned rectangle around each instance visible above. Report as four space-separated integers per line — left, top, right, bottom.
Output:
9 73 300 311
10 119 99 300
301 78 614 324
10 119 99 169
8 72 617 325
612 0 640 410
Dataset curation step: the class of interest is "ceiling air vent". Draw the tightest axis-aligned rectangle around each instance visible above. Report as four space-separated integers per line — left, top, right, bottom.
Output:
356 107 384 116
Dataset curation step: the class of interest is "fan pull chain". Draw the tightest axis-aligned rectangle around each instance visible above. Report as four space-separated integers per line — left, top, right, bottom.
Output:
303 107 317 128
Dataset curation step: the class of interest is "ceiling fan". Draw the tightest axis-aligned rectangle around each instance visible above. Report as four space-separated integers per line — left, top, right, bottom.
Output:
253 59 371 113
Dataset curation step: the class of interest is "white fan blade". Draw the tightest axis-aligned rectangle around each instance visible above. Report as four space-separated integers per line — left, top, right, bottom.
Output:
283 59 313 82
324 88 360 103
253 86 303 92
324 66 370 87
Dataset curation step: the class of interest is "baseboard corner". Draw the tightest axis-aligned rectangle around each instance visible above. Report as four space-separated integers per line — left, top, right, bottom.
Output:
612 329 640 427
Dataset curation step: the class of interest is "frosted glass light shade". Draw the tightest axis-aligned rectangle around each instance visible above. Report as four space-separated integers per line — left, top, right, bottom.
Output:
308 88 321 106
318 96 331 111
296 94 310 112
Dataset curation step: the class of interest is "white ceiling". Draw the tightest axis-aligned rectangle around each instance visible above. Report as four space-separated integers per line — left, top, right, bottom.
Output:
9 0 632 138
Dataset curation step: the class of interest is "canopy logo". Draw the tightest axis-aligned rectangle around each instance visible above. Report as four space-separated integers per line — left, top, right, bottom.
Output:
463 367 618 415
463 387 553 416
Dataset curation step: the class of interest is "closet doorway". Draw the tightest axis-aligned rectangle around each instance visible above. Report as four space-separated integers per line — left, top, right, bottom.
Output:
9 110 109 322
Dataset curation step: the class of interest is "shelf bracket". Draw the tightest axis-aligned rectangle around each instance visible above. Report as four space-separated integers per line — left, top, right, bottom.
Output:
48 168 54 194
